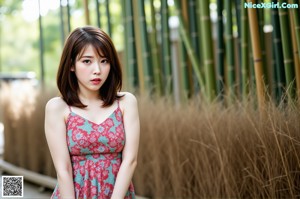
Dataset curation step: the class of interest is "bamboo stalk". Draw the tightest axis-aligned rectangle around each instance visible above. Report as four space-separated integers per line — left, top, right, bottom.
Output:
257 0 268 89
249 36 256 94
188 0 201 94
288 11 300 98
83 0 90 25
121 0 128 89
124 0 138 90
235 0 242 43
271 45 277 100
174 0 205 95
179 41 190 100
290 0 300 97
66 0 71 33
235 0 242 95
95 0 101 28
278 0 296 100
132 0 152 94
290 0 300 56
217 0 225 97
105 0 112 36
188 0 200 57
271 1 286 102
122 0 129 88
241 0 250 100
161 0 172 95
149 0 162 96
247 0 265 110
195 0 203 69
132 0 144 95
225 0 235 102
183 0 195 97
178 0 191 100
198 0 217 101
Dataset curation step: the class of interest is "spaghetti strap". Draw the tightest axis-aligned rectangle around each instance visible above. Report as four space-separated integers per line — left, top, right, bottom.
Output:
117 99 120 108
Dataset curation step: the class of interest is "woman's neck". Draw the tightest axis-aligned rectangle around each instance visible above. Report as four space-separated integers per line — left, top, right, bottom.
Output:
78 90 102 105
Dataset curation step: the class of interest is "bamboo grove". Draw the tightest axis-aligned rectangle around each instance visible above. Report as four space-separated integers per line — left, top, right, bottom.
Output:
66 0 300 105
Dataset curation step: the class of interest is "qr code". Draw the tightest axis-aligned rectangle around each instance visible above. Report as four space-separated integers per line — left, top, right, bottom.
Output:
1 176 23 197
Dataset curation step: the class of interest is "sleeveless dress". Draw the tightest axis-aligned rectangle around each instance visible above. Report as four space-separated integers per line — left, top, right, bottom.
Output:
51 101 135 199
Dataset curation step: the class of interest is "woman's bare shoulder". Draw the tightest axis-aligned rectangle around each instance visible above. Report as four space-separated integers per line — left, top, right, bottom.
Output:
117 92 137 113
118 92 137 104
45 97 68 114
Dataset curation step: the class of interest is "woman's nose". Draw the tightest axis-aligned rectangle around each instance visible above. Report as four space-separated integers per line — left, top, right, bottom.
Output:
93 62 101 74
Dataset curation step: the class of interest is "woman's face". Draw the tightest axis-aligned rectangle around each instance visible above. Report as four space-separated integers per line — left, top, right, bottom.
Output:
72 45 111 95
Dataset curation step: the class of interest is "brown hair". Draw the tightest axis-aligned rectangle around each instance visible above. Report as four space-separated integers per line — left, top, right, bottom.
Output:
57 26 123 107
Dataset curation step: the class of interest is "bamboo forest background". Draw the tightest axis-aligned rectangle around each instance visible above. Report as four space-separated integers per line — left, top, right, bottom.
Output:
1 0 299 104
1 0 300 198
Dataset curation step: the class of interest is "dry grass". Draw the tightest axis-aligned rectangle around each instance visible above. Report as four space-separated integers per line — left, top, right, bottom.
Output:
0 82 56 177
1 84 299 198
134 97 300 198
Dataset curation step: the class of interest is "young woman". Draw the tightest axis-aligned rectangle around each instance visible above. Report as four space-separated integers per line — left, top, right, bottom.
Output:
45 26 140 199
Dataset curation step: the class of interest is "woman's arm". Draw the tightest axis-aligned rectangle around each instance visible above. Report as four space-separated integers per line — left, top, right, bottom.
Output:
45 97 75 199
111 93 140 199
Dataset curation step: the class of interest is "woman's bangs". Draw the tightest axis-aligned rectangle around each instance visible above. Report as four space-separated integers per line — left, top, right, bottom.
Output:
93 41 110 60
75 44 90 61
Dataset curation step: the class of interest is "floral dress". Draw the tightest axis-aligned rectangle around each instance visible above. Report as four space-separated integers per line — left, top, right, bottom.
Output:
51 102 135 199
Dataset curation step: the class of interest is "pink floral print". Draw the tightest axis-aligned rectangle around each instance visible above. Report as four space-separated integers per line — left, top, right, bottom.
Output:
51 104 135 199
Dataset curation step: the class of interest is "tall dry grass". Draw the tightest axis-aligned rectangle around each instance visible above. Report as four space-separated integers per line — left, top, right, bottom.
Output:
134 97 300 198
0 84 299 198
0 82 56 177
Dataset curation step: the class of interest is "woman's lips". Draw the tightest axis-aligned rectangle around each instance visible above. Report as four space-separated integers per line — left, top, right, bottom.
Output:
91 78 101 85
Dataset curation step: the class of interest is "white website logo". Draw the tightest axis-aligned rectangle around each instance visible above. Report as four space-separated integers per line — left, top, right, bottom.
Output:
244 2 298 9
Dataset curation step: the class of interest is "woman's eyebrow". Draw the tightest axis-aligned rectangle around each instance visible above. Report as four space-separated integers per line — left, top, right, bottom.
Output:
80 55 94 58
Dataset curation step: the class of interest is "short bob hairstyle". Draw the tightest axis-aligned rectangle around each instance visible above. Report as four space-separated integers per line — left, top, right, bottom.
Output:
57 26 122 108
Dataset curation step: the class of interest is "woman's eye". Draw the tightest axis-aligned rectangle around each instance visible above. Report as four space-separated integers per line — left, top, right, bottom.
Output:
101 59 109 64
82 60 91 64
